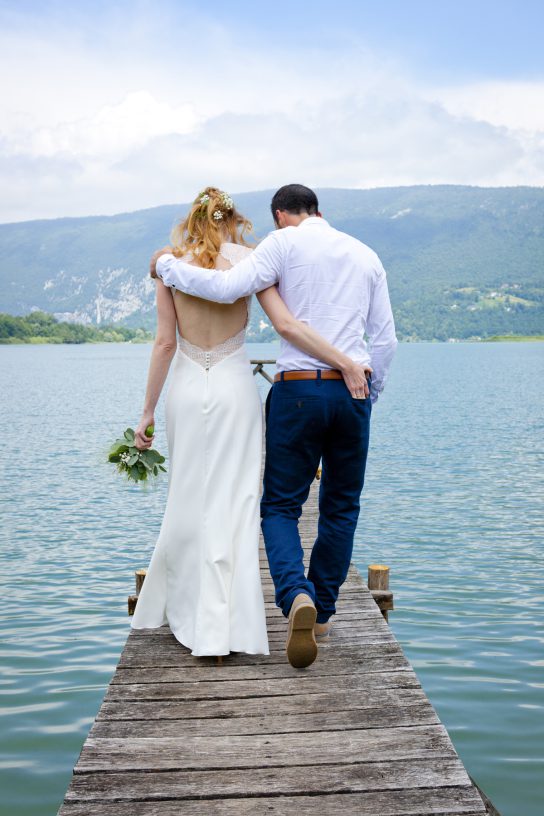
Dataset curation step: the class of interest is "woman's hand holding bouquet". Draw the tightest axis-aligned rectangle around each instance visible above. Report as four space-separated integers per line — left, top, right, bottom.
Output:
107 422 166 483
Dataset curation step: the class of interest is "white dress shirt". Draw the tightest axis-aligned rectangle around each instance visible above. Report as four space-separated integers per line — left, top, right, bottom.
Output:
156 217 398 402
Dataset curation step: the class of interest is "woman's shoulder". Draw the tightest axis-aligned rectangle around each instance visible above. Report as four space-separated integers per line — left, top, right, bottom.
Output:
219 242 253 265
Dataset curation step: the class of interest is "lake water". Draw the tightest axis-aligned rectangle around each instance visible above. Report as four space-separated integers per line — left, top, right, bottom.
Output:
1 341 543 816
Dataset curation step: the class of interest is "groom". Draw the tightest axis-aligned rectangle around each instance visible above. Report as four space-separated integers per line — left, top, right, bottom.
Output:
150 184 397 668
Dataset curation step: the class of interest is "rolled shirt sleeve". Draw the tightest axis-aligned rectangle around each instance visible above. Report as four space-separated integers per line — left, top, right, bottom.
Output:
156 231 285 304
366 261 398 403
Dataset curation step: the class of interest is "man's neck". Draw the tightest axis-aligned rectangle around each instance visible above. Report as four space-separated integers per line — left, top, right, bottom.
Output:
278 212 321 228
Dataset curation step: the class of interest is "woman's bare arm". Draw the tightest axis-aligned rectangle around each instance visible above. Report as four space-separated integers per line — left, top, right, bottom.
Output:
257 286 372 399
134 279 178 449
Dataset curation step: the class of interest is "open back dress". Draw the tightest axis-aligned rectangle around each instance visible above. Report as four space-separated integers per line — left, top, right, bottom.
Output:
130 243 269 656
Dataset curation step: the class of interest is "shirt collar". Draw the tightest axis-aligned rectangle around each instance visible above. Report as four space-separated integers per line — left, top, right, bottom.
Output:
298 216 329 228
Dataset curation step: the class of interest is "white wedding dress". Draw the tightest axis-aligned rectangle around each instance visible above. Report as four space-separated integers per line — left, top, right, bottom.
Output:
131 243 269 656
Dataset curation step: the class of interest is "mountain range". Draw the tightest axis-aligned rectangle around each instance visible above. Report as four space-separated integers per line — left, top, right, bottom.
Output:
1 185 543 341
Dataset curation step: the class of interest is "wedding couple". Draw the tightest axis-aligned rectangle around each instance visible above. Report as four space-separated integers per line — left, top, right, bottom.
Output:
130 183 397 669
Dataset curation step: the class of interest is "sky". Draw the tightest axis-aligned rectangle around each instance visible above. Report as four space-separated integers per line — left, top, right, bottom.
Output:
1 0 543 222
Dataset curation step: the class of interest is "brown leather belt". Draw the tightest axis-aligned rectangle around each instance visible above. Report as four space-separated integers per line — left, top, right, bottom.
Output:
274 369 344 383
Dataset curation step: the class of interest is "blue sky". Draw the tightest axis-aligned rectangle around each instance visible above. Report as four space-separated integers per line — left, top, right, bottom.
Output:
1 0 543 221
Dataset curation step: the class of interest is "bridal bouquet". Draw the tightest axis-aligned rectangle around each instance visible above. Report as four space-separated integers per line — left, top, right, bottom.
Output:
107 426 166 482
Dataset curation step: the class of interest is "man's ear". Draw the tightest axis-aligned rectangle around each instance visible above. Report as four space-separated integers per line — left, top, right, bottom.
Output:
273 209 285 229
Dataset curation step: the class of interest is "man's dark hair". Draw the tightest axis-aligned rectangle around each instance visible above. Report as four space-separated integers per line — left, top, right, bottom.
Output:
271 184 319 220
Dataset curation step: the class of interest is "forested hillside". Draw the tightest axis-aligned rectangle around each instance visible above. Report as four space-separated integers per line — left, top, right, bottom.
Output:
1 185 542 341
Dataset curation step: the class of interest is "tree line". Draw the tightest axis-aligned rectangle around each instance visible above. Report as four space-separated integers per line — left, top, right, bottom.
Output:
0 311 152 344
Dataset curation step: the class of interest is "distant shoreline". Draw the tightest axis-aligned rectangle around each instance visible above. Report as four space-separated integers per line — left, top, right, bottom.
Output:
1 335 543 346
0 337 151 345
0 311 153 345
481 334 544 342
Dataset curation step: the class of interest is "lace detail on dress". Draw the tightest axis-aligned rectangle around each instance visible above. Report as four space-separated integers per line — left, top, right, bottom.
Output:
178 326 246 370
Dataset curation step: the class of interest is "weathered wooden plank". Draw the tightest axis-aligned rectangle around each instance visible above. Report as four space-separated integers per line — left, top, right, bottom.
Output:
115 649 397 670
117 639 405 669
117 641 404 668
116 653 409 676
65 756 469 801
120 628 396 654
104 669 420 703
110 645 407 684
118 639 398 667
120 628 402 665
59 786 486 815
74 725 459 772
123 632 395 653
137 632 386 649
97 686 429 722
91 701 439 738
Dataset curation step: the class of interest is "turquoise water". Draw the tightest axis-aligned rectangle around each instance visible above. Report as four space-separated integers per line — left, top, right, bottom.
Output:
0 341 542 816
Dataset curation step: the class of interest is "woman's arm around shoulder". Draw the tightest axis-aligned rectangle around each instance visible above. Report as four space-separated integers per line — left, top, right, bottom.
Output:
134 279 178 449
257 286 372 399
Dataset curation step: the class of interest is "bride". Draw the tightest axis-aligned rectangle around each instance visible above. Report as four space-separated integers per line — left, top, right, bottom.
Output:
130 187 370 658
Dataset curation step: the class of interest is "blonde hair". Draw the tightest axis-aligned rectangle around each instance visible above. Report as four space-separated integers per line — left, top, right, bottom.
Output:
170 187 254 269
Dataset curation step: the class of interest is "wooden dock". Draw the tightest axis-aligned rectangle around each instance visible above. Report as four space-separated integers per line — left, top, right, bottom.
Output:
58 474 494 815
62 351 496 815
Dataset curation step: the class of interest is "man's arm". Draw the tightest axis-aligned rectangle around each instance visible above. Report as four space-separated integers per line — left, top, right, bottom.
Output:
257 286 372 399
153 232 284 304
366 260 398 403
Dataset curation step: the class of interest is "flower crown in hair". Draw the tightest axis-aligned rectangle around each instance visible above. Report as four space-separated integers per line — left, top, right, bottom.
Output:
195 190 234 221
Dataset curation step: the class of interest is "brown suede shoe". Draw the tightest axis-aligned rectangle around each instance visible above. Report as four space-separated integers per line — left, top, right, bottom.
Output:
314 621 332 638
286 593 318 668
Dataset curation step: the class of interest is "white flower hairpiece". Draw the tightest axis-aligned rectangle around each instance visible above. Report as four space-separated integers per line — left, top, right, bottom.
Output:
194 190 233 221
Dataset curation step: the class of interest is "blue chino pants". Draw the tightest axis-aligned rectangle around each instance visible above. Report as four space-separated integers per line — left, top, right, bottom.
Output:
261 374 371 623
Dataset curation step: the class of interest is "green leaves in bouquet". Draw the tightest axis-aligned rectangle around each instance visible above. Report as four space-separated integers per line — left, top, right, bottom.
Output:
107 439 130 462
107 427 167 483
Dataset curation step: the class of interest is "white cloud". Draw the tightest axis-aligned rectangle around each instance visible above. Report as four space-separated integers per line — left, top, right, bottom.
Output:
5 92 200 161
120 92 542 193
432 81 544 133
0 9 543 222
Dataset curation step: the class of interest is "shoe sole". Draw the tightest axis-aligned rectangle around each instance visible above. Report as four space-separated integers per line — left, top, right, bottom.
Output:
286 602 318 668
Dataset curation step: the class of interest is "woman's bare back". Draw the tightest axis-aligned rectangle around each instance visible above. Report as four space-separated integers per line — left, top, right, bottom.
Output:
171 243 251 350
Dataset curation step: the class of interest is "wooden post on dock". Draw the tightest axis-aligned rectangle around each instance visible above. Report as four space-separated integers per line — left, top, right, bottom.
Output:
128 568 147 616
368 563 394 622
135 568 146 594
